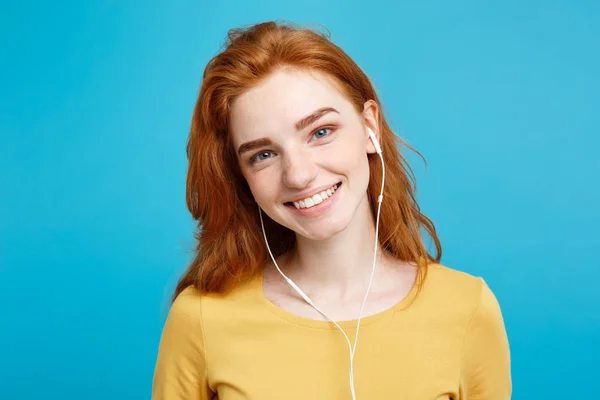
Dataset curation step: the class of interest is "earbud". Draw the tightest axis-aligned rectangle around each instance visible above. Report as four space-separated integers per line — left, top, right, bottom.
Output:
367 127 382 154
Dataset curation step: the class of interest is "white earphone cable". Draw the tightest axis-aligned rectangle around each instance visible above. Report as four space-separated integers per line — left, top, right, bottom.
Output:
259 131 385 400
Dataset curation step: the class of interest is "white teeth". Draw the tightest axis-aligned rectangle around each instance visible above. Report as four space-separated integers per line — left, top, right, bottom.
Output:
292 183 340 209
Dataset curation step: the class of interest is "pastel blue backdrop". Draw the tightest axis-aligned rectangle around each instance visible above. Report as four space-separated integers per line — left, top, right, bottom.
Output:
1 1 598 399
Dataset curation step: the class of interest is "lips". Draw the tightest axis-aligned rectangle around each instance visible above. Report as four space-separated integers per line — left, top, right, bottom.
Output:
285 182 342 212
285 182 342 207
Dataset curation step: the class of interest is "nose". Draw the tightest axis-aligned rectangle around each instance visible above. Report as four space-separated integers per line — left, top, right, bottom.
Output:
281 148 318 189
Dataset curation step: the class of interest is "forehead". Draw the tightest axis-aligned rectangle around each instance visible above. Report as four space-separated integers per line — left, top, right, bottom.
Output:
229 68 356 144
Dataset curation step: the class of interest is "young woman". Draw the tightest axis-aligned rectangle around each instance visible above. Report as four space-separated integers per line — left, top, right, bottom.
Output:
152 21 511 400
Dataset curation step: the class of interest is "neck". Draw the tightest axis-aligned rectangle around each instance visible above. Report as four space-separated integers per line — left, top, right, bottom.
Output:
280 196 392 297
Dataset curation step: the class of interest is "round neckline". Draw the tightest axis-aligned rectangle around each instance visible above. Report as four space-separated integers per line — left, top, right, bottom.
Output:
254 265 424 330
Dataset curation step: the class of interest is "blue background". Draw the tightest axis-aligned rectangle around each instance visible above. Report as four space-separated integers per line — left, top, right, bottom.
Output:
1 1 598 398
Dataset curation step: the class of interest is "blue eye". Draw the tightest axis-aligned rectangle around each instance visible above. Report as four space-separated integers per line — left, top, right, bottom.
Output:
251 151 274 163
311 127 332 141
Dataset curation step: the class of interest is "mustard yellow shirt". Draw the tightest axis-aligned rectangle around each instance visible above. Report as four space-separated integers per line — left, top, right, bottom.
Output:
152 263 511 399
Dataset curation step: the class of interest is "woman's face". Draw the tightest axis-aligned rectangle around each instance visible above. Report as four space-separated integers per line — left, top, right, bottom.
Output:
229 67 379 241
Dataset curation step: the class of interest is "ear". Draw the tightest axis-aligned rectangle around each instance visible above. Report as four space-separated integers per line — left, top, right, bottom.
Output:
362 100 381 155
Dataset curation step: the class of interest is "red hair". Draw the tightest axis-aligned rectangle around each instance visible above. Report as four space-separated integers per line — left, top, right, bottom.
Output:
174 21 441 300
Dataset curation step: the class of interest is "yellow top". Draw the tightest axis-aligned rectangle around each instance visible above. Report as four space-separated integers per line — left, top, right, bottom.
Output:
152 263 512 399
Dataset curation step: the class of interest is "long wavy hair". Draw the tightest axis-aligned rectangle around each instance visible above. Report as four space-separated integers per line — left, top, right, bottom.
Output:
174 21 441 300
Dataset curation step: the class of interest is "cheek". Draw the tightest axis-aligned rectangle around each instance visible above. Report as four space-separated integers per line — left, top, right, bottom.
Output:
329 136 369 176
244 172 279 205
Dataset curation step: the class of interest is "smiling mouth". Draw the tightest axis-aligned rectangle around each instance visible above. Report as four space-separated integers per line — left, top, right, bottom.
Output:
285 182 342 210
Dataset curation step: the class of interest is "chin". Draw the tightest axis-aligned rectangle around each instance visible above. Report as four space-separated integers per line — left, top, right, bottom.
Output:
296 216 350 241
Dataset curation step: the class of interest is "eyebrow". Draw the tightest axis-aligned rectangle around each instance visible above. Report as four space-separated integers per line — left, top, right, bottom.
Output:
237 106 340 156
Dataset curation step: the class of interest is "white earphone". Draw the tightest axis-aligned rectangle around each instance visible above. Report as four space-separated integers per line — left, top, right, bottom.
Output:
367 127 382 154
259 126 385 400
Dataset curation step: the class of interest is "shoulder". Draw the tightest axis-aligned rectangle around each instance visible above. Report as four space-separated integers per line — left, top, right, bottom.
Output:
433 263 513 397
154 286 208 375
160 282 254 350
171 285 204 312
424 262 487 299
419 263 504 325
172 275 264 326
162 286 205 336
